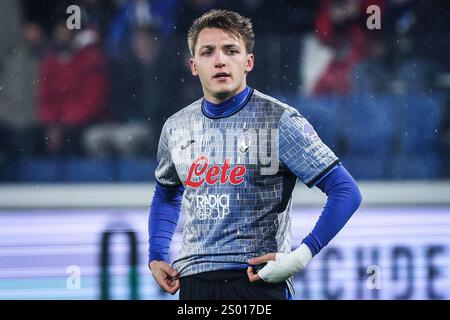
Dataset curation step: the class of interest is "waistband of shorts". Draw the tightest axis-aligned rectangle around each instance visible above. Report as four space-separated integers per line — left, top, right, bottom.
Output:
183 267 251 281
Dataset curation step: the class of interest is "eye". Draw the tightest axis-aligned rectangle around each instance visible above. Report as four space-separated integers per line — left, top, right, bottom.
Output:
201 50 212 56
228 48 238 55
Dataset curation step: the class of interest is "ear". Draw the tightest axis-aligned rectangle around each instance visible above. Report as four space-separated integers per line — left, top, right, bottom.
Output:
245 53 254 73
190 58 198 76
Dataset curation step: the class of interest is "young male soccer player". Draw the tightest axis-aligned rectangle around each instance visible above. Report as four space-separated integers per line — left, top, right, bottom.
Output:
148 9 362 300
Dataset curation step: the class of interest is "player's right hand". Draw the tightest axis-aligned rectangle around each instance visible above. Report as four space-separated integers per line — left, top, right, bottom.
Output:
149 260 180 295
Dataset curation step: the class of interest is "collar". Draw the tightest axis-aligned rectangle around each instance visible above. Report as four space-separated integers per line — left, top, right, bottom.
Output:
201 86 253 119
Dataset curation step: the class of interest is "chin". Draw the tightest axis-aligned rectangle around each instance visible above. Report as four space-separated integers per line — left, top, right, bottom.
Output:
209 87 231 97
213 84 239 95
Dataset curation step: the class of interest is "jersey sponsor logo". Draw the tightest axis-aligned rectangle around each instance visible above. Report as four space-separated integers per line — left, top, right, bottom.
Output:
195 194 230 220
169 127 279 176
184 155 246 188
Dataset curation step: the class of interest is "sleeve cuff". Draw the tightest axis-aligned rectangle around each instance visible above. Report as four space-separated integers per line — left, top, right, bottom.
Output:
306 159 341 189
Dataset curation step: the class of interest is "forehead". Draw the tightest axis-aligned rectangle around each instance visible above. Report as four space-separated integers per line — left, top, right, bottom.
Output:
196 28 244 48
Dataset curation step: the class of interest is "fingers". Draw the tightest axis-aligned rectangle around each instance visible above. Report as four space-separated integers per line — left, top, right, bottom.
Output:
159 263 179 278
247 266 261 282
157 277 174 293
155 272 180 293
247 253 276 283
150 261 180 294
167 278 180 295
160 275 180 295
150 260 179 278
248 253 276 265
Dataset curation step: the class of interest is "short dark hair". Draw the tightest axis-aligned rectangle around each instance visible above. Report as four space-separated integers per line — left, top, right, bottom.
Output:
187 9 255 56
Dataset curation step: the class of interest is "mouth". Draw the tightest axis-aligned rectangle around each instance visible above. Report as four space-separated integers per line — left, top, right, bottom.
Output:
213 72 231 80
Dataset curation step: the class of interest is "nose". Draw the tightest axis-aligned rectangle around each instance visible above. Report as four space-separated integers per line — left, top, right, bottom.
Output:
214 51 226 68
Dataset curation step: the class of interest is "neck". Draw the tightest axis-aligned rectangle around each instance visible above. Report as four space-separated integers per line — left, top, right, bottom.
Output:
204 82 247 104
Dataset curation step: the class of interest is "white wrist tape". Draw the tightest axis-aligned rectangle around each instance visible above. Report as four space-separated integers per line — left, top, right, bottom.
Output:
257 243 313 283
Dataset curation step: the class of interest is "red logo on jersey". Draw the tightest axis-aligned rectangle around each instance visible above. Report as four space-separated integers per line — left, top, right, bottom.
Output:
184 156 246 188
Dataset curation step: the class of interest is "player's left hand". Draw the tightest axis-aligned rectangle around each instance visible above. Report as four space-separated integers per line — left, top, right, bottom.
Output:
247 244 313 283
247 253 275 282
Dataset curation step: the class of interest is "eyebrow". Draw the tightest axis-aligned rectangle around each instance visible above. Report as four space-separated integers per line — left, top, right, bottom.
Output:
198 44 240 51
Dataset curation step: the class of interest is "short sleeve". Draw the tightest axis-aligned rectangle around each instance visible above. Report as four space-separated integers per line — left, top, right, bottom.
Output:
279 108 340 188
154 121 182 187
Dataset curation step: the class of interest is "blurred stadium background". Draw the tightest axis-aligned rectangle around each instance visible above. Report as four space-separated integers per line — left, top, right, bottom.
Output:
0 0 449 300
